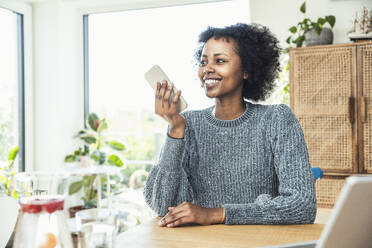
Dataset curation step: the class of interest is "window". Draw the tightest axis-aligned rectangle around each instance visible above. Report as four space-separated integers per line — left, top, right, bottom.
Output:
85 0 250 201
0 7 25 172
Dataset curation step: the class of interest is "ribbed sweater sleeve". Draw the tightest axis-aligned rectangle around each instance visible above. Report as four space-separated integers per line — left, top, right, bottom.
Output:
225 105 316 224
143 128 194 216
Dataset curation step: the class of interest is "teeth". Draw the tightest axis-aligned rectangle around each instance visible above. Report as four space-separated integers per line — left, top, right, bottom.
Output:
205 79 220 85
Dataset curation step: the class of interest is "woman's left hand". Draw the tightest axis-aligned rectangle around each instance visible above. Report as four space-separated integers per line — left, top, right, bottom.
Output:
158 201 223 228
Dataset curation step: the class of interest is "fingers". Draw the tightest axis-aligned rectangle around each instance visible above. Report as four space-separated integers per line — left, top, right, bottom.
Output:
155 81 161 98
155 80 169 116
159 209 186 227
163 82 173 107
155 82 162 115
159 204 184 226
154 80 182 119
158 80 167 99
171 90 181 108
165 217 189 228
159 202 192 228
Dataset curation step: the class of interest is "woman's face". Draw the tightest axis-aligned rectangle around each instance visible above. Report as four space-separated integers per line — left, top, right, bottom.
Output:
198 37 247 100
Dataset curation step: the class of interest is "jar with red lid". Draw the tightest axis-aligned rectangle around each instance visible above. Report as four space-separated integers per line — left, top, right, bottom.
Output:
12 172 73 248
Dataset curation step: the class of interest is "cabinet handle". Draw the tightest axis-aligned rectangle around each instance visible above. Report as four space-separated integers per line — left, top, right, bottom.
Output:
349 97 355 124
361 96 366 123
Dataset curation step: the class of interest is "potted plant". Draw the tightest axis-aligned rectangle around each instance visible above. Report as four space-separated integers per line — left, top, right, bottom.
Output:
64 113 126 215
286 1 336 49
276 2 337 106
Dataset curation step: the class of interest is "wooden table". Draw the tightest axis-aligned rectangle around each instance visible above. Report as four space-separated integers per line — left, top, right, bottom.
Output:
115 211 329 248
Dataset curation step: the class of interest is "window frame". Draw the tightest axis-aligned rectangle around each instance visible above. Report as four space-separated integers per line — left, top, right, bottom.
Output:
0 1 33 172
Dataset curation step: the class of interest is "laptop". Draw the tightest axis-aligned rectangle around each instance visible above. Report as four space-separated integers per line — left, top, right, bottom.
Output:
262 175 372 248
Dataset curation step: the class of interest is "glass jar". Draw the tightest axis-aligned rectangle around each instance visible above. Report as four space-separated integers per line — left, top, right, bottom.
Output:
12 172 73 248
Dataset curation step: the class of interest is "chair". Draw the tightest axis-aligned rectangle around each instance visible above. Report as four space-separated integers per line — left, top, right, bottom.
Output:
312 167 323 180
0 196 19 248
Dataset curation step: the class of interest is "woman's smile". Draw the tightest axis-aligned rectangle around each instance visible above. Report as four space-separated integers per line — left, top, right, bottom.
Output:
203 77 222 88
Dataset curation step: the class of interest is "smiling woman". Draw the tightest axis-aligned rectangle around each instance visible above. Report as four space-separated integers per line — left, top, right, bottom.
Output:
86 0 251 219
144 23 317 227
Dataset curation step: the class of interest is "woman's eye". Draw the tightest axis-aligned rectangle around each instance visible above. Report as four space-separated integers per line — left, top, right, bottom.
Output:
216 59 225 63
199 60 207 66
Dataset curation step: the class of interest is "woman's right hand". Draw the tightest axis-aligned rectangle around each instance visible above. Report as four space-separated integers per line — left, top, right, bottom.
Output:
155 80 186 139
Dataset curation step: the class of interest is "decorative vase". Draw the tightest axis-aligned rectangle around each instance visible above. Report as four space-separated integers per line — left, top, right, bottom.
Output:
305 27 333 46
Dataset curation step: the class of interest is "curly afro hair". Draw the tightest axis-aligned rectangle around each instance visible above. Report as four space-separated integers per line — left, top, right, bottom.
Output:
195 23 281 102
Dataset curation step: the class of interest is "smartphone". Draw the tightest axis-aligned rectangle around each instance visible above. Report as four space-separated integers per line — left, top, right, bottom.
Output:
144 65 188 112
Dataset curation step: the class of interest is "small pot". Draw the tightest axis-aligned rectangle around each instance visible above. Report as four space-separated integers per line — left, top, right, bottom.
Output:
305 27 333 46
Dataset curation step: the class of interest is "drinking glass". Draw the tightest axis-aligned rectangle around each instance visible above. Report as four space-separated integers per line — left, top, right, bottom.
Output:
76 208 117 248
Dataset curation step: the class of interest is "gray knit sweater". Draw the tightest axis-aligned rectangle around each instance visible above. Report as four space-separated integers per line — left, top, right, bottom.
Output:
144 102 316 224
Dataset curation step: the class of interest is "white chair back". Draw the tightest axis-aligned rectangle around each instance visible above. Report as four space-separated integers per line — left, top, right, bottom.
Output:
0 196 19 248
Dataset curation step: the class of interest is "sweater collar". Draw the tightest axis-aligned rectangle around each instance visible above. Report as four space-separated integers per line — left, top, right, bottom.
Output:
205 101 255 128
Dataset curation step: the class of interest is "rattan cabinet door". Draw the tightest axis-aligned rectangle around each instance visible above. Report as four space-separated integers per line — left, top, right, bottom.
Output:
315 176 346 208
359 44 372 173
290 46 356 173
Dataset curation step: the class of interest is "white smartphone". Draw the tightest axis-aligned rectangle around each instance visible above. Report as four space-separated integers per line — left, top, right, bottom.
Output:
144 65 188 112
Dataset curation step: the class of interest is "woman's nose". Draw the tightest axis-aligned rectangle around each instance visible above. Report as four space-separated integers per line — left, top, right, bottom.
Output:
204 64 215 74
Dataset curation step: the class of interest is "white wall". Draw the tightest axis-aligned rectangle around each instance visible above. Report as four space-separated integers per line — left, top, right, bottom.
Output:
250 0 372 49
32 0 85 171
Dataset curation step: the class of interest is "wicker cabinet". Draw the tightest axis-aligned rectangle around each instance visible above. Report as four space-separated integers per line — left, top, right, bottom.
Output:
289 42 372 207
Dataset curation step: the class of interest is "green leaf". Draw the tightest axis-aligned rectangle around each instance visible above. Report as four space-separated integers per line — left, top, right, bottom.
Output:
69 181 84 195
74 149 81 156
97 118 108 133
73 130 87 138
326 15 336 28
107 140 126 151
108 154 124 167
80 135 96 144
294 36 305 47
285 63 290 71
317 18 326 26
64 155 76 163
303 26 310 33
314 24 322 35
289 26 297 34
73 147 88 156
83 175 94 187
87 113 99 131
11 190 18 199
91 150 106 165
286 37 291 44
8 146 19 161
300 2 306 14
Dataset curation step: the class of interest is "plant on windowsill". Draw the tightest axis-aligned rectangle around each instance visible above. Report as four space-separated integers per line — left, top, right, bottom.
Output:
0 147 19 198
64 113 126 213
